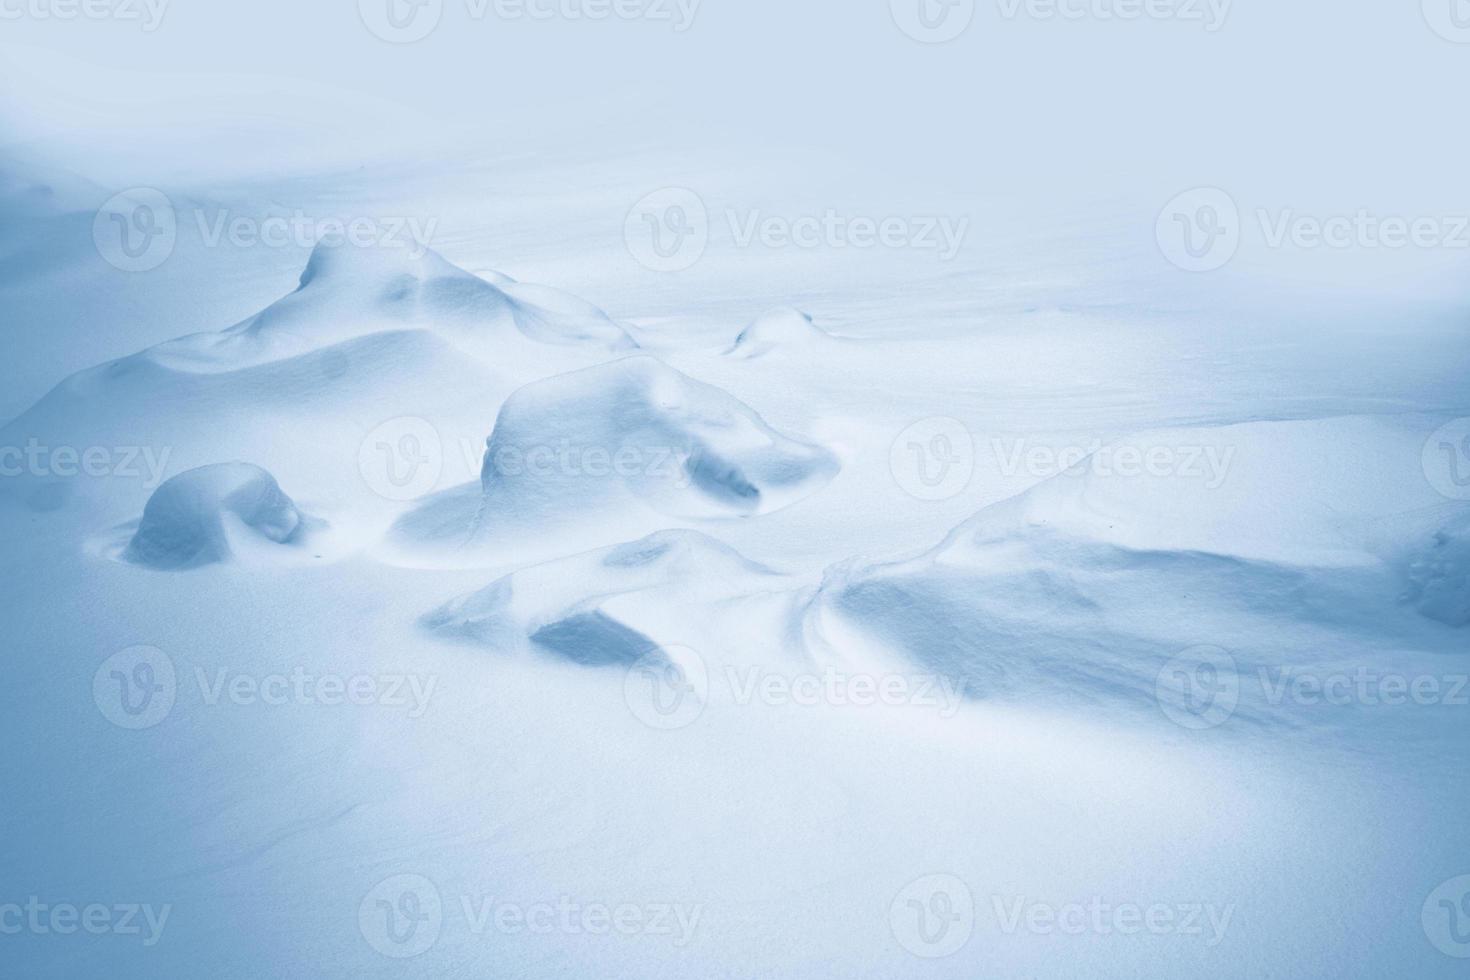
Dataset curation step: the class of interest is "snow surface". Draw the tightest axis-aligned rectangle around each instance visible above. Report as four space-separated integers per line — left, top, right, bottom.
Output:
3 29 1470 979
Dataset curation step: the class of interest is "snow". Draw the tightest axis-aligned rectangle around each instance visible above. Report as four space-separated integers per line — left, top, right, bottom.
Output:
1405 512 1470 627
726 306 835 358
390 353 840 565
123 462 304 569
3 20 1470 979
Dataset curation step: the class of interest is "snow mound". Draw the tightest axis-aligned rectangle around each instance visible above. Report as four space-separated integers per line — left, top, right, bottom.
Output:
145 239 634 373
807 415 1466 719
0 242 639 525
1402 512 1470 627
124 462 304 569
965 414 1457 568
808 526 1320 717
726 306 835 358
422 529 783 664
391 356 840 563
477 356 838 516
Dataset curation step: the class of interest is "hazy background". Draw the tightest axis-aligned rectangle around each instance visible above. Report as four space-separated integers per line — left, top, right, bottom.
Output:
3 0 1468 204
2 0 1469 418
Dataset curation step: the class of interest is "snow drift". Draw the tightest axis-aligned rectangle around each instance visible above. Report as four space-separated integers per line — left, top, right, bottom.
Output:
423 529 786 665
147 239 635 373
391 356 840 563
1403 512 1470 627
726 306 837 359
0 241 638 525
124 462 304 569
808 415 1470 722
